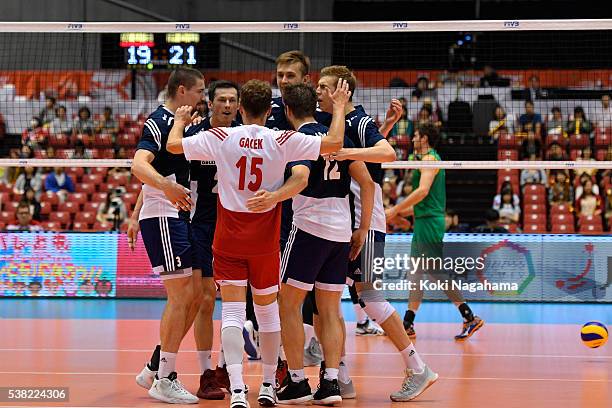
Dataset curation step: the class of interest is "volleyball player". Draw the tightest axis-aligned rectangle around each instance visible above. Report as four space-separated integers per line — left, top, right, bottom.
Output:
167 79 351 408
385 123 484 341
273 82 375 405
130 67 204 404
318 66 438 401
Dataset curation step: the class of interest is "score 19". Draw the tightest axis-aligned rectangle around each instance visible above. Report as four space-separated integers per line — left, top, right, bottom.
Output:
127 45 197 66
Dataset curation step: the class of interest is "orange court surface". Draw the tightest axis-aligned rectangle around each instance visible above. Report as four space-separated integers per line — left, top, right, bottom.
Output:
0 299 610 408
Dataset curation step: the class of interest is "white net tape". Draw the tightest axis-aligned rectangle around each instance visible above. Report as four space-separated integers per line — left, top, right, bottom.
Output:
1 158 611 169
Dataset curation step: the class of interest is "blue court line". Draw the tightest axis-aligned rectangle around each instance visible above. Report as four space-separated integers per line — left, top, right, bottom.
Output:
0 298 610 325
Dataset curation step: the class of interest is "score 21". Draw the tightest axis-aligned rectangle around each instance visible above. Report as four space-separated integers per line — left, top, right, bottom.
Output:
127 45 197 66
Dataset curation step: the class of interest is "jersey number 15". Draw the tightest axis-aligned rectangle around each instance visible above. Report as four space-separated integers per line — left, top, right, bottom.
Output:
236 156 263 191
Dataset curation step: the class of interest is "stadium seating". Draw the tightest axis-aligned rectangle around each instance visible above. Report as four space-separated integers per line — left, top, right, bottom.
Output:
76 183 96 195
40 192 60 207
569 133 590 148
550 203 572 216
41 221 61 231
58 201 79 214
49 211 71 228
74 212 96 226
594 127 611 147
93 221 113 231
0 211 15 224
523 204 546 215
551 223 575 233
83 202 102 212
497 149 519 161
524 223 547 233
545 133 569 147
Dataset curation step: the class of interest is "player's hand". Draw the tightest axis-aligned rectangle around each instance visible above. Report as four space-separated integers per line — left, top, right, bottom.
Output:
175 105 198 128
161 180 192 211
329 78 351 108
328 148 350 161
384 99 403 125
385 207 399 222
126 217 140 251
349 228 368 261
246 190 278 213
191 115 204 126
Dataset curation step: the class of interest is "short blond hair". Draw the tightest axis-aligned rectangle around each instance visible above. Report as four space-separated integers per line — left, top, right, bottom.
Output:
320 65 357 100
276 50 310 76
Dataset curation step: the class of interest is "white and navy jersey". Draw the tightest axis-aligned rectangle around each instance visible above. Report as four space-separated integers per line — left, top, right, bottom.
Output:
186 117 239 224
266 96 333 131
136 105 190 221
343 108 387 233
289 122 355 242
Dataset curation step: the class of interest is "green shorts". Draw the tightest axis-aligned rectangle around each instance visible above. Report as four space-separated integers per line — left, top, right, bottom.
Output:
410 216 445 260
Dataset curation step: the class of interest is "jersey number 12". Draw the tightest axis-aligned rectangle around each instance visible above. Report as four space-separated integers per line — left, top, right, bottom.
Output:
323 159 341 181
236 156 263 191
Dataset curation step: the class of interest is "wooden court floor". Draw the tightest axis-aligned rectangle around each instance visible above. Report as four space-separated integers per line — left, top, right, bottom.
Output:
0 318 611 408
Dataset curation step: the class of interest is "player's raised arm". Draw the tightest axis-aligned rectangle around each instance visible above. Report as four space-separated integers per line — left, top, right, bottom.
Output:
319 78 351 154
166 105 197 154
378 98 403 137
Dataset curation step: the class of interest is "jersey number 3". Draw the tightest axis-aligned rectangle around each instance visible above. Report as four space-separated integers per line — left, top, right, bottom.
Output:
236 156 263 191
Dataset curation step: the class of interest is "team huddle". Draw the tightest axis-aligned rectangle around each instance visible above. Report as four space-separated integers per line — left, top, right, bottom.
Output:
128 51 483 408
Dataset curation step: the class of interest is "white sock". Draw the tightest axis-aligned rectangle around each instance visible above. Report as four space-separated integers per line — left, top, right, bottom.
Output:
303 324 315 349
401 344 425 372
218 348 225 367
338 359 350 383
324 368 339 381
263 364 277 385
279 344 286 360
198 350 212 373
354 304 367 324
227 363 245 392
289 369 305 382
158 351 177 379
259 331 281 384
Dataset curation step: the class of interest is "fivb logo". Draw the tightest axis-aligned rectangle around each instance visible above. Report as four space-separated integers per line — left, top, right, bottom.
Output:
175 23 191 31
392 22 409 30
67 23 83 30
283 23 300 30
503 21 520 28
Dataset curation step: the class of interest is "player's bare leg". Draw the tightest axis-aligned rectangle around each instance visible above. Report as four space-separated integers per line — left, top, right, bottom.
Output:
146 275 199 404
137 269 203 391
312 288 343 406
406 271 483 341
277 284 313 404
354 281 437 401
279 284 308 372
194 276 224 400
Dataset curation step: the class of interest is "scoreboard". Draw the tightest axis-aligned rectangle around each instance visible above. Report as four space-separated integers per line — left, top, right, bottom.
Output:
101 33 219 69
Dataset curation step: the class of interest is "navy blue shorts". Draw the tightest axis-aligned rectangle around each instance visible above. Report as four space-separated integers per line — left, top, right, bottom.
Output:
281 225 349 292
140 217 193 280
191 222 215 277
348 230 385 284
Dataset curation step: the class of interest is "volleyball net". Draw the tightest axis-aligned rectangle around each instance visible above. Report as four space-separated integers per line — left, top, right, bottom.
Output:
0 21 611 300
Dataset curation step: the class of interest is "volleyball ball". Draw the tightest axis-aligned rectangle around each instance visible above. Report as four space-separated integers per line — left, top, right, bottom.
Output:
581 321 608 348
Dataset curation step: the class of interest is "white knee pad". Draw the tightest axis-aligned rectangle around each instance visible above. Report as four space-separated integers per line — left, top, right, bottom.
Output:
360 290 395 324
221 301 246 331
254 301 281 333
